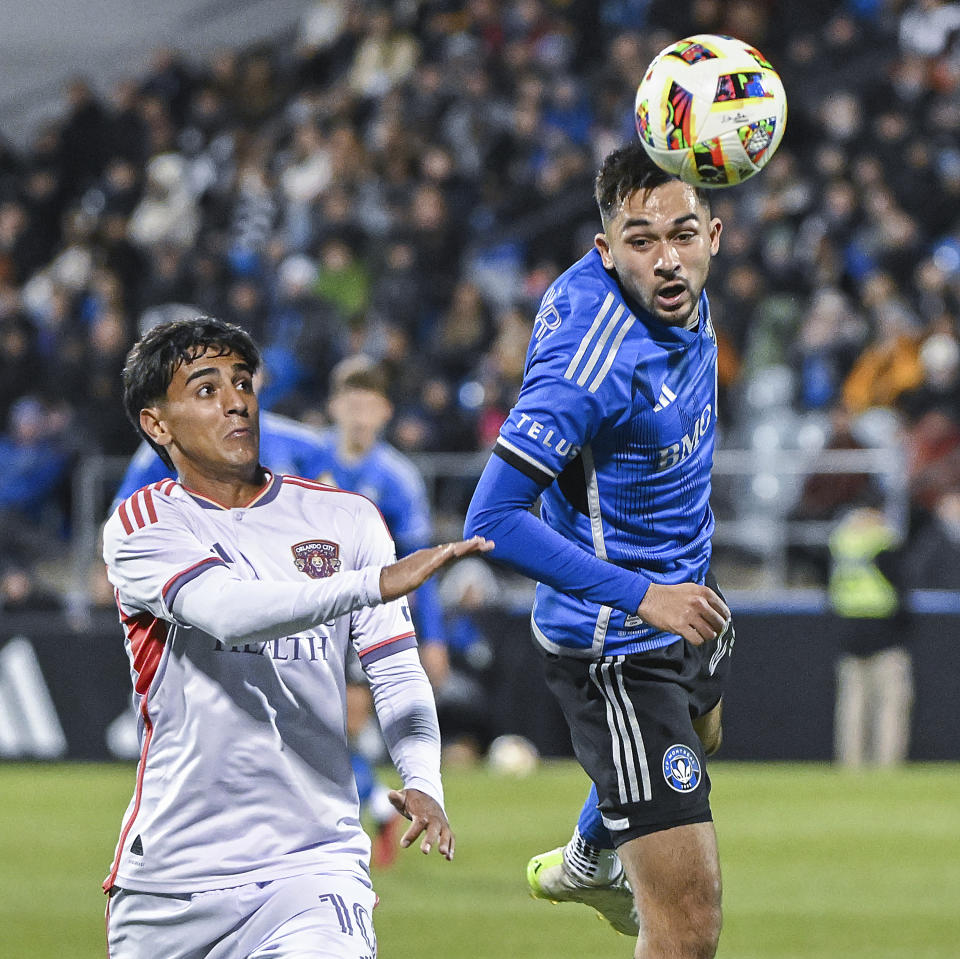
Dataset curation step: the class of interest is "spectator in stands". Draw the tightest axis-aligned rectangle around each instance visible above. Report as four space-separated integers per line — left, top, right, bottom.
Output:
0 396 73 564
842 271 924 414
828 505 913 767
0 563 61 613
897 328 960 424
903 487 960 589
127 153 199 251
347 5 419 102
0 313 43 428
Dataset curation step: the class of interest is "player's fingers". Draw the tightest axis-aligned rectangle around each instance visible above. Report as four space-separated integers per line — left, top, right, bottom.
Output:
419 815 447 856
437 822 455 861
444 536 493 559
691 592 727 636
704 589 730 621
399 815 426 849
700 607 728 636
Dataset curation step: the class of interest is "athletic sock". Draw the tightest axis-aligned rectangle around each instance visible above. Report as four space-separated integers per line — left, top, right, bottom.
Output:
562 826 623 886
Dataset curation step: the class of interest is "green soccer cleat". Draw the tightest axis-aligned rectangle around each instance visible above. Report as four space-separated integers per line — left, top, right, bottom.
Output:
526 846 640 937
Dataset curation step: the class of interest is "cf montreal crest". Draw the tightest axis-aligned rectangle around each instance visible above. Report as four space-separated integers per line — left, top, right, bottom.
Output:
292 540 341 579
662 744 702 793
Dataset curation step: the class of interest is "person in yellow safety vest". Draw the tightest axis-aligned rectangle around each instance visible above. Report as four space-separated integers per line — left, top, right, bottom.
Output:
828 506 913 768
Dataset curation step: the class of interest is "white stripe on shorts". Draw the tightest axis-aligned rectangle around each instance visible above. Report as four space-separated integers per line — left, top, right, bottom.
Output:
589 658 652 804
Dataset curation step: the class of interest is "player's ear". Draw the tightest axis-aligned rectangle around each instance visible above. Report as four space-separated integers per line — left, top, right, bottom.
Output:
140 406 173 449
709 217 722 256
595 232 614 269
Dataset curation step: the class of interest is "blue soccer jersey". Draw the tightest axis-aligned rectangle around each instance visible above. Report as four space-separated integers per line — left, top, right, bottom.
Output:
474 247 718 657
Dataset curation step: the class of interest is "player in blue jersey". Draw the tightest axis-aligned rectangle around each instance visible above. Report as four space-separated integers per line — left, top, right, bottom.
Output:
465 142 734 958
297 355 447 661
296 356 482 813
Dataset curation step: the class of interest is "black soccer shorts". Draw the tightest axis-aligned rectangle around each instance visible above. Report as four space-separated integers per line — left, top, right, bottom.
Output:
540 578 735 846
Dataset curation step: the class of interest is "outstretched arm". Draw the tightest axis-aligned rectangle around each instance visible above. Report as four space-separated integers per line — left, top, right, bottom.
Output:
365 646 455 860
464 453 650 613
171 536 494 646
464 455 727 644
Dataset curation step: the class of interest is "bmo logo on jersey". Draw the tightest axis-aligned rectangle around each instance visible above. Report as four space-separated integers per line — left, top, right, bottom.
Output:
656 404 712 472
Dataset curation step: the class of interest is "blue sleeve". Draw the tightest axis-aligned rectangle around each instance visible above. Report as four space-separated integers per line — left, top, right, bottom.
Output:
408 575 445 644
464 453 650 613
387 480 446 643
381 455 445 643
380 465 432 555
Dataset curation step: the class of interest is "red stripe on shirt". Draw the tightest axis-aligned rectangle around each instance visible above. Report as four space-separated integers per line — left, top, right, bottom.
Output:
104 602 167 891
122 609 168 696
282 475 339 491
143 487 158 524
358 630 417 660
129 491 145 529
119 486 167 534
117 500 133 535
103 707 154 892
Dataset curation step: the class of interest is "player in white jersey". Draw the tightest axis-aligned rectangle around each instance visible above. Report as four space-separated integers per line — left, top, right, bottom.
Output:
102 316 492 959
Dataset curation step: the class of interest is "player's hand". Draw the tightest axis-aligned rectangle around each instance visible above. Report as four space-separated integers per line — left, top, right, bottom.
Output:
636 582 730 646
379 536 493 603
387 787 455 861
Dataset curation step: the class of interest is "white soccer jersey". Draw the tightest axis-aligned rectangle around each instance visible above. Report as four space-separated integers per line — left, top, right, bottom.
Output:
102 471 441 894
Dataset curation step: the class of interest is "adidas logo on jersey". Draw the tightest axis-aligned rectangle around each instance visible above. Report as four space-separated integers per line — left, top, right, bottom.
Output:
653 385 677 412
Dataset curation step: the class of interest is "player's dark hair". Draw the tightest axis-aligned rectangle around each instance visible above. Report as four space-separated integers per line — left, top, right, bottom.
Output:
329 353 390 399
595 141 712 227
122 316 261 469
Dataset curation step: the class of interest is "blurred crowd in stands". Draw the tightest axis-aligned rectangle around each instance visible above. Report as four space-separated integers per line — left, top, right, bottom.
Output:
1 0 960 612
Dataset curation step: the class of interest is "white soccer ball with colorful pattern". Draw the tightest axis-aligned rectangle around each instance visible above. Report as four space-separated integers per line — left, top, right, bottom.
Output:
635 34 787 188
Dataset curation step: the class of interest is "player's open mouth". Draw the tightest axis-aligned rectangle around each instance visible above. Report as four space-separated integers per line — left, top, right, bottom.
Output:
655 282 687 308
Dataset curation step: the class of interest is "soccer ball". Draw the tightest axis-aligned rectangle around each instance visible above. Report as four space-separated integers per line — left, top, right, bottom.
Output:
635 34 787 189
486 734 539 777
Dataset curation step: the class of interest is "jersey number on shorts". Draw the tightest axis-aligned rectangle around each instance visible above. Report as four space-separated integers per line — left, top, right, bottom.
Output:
318 893 376 956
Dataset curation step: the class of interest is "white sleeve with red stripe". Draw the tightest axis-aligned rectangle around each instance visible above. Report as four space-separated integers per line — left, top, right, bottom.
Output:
103 485 384 640
104 484 229 624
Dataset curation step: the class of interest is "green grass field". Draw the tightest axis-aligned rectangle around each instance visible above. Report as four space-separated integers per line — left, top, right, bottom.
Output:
2 761 958 958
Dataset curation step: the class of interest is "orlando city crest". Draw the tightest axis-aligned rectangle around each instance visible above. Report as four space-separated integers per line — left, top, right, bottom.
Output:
292 539 342 579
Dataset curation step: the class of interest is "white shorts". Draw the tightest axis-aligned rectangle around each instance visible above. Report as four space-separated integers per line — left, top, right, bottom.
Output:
106 872 378 959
